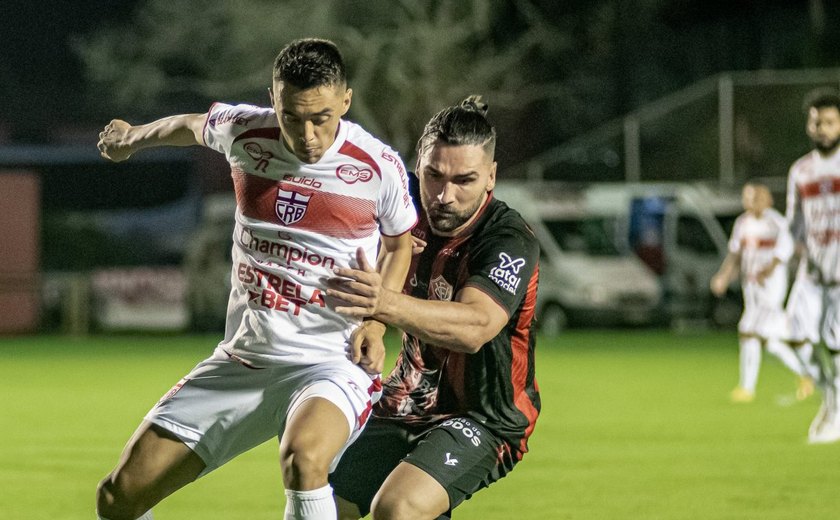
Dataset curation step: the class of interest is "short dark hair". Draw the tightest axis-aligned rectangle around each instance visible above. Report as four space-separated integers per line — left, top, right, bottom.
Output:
273 38 346 89
803 88 840 114
417 95 497 158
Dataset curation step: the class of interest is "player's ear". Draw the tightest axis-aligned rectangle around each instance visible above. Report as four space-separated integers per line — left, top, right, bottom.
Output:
341 88 352 116
487 161 497 192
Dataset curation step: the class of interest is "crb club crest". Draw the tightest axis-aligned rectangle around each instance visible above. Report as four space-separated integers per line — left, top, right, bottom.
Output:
336 164 373 184
275 188 311 225
430 275 453 301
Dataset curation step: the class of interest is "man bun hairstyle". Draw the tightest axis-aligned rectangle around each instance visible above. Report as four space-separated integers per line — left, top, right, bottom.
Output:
417 95 496 157
273 38 346 89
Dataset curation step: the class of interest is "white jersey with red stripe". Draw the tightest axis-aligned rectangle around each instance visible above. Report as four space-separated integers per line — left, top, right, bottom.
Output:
728 208 793 283
202 103 417 366
786 147 840 283
728 208 793 338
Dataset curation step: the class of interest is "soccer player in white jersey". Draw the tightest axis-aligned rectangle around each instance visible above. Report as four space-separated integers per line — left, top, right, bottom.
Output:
94 39 417 520
785 89 840 443
711 183 810 403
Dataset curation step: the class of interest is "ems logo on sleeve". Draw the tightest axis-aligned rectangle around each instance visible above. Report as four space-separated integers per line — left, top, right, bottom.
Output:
275 188 311 225
489 252 525 294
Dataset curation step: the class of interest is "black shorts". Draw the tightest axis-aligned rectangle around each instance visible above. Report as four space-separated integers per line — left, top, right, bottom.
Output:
330 415 512 518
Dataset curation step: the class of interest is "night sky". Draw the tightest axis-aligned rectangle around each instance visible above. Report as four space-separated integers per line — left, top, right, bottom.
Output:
1 0 836 144
0 0 138 140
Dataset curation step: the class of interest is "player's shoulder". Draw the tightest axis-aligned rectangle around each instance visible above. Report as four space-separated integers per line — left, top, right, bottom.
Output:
764 207 790 229
732 211 749 230
763 207 784 220
789 150 816 175
338 120 404 169
207 103 277 133
477 197 539 249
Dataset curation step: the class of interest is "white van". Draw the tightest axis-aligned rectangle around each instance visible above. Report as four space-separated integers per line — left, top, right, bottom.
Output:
583 182 744 327
493 182 663 335
494 181 744 334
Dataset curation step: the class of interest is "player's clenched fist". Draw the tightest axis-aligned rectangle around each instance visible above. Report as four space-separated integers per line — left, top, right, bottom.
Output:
97 119 134 162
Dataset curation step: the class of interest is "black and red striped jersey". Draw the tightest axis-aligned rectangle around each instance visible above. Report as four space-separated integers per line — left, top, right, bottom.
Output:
375 182 541 458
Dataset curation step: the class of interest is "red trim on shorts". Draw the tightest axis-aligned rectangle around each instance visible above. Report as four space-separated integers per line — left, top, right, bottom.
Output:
358 376 383 427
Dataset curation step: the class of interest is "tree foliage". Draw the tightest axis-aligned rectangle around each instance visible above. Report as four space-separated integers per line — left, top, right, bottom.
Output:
75 0 578 158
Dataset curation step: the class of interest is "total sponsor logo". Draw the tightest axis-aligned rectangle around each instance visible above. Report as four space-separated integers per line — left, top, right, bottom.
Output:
336 164 374 184
489 252 525 295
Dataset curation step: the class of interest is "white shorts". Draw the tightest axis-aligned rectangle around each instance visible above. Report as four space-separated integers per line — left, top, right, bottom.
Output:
785 276 840 352
785 274 822 344
738 280 787 339
145 347 382 476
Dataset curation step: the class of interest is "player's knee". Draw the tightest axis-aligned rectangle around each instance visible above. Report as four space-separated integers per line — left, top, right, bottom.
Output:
96 473 153 520
371 492 436 520
279 441 331 488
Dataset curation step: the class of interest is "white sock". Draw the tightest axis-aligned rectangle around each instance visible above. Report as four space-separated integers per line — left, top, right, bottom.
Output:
284 484 336 520
739 337 761 392
766 339 809 377
97 511 153 520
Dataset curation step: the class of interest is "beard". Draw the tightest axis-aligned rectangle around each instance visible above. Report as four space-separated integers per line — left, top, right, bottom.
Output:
424 196 484 234
814 136 840 154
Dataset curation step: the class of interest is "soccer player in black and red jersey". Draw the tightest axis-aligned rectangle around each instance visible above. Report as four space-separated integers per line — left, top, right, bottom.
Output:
327 96 540 520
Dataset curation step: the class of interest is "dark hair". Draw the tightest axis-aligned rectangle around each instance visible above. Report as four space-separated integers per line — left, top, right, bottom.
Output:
417 95 496 157
803 88 840 114
273 38 346 89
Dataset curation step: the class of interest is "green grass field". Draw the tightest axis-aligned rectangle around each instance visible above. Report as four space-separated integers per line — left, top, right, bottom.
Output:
2 330 838 519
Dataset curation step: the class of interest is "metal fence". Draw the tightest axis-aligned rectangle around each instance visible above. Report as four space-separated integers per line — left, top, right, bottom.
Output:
513 68 840 188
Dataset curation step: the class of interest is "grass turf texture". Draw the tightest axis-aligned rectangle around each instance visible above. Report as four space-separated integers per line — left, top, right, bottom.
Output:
1 330 837 519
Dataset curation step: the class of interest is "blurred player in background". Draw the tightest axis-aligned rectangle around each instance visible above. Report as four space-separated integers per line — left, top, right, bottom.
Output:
94 38 416 520
785 88 840 443
327 97 540 520
783 109 830 403
711 183 811 403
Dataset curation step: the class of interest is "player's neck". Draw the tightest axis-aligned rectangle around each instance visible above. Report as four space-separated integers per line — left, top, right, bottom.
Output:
815 143 840 158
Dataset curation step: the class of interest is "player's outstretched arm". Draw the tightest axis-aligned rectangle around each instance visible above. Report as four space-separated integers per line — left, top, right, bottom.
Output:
97 113 207 162
329 247 507 353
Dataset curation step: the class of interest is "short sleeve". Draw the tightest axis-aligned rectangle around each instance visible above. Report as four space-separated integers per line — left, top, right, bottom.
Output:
203 103 235 154
463 225 540 316
376 149 418 236
203 103 270 156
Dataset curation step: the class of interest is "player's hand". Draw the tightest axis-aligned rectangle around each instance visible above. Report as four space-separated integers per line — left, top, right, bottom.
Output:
327 247 387 318
710 273 728 297
97 119 135 162
411 236 427 255
755 263 776 285
348 319 386 374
